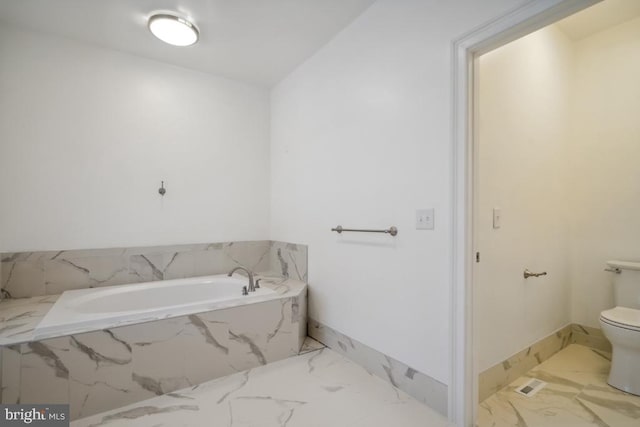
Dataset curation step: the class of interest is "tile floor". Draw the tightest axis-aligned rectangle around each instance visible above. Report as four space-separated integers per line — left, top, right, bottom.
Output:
72 338 451 427
478 344 640 427
298 335 326 354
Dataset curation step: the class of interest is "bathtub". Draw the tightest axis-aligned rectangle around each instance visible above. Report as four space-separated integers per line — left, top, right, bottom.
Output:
2 273 306 419
34 274 276 339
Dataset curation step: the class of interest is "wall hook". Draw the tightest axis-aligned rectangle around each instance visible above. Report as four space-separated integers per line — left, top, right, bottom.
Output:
158 181 166 196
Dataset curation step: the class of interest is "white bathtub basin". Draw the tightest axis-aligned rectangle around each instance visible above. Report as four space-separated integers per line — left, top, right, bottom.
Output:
35 274 275 339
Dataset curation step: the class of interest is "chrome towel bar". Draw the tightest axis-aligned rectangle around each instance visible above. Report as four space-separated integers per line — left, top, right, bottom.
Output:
331 225 398 236
523 269 547 279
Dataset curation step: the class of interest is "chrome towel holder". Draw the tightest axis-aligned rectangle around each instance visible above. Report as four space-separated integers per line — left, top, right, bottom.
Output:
331 225 398 236
523 269 547 279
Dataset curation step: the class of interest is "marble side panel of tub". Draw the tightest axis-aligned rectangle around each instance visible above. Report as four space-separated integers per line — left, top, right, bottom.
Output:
1 241 281 298
269 241 308 282
294 289 308 353
11 296 304 419
478 324 573 402
111 314 235 395
66 330 154 420
0 345 21 403
571 323 612 353
308 318 448 416
20 337 70 404
218 297 301 369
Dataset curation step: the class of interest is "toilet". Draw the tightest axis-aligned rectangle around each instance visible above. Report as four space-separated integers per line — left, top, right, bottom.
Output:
599 260 640 396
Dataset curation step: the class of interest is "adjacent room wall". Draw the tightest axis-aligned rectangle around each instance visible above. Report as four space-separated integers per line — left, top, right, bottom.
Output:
0 25 270 252
475 25 574 372
270 0 527 385
476 15 640 371
569 16 640 328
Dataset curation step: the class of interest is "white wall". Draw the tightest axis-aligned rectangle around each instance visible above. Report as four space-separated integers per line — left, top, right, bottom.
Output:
270 0 526 384
569 16 640 328
475 26 574 371
0 25 270 252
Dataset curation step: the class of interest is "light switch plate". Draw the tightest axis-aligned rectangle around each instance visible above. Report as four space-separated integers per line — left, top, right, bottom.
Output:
416 209 434 230
493 208 501 229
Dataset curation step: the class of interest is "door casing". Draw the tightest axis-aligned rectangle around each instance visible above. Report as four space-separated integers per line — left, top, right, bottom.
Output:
448 1 600 425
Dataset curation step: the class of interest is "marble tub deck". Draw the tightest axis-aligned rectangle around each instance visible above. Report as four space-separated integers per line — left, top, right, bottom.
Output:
72 344 452 427
478 344 640 427
0 294 59 344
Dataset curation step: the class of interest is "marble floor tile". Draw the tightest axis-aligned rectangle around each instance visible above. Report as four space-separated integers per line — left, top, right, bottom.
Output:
72 347 452 427
308 317 448 415
478 344 640 427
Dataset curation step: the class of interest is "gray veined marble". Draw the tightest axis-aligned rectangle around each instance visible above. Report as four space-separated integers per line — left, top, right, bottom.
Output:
186 315 229 355
269 241 308 282
71 347 453 427
1 259 46 298
479 324 574 402
572 323 612 353
0 241 309 419
478 344 640 427
479 323 614 402
299 337 325 355
0 295 59 345
308 318 448 416
1 240 307 298
96 405 200 425
0 344 21 404
0 273 306 346
0 276 307 420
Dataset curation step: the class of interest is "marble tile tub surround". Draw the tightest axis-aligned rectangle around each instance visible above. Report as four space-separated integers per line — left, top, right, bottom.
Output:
269 240 308 282
0 279 307 420
478 344 640 427
0 240 307 298
479 323 613 403
0 274 305 347
308 318 448 416
0 294 59 345
72 347 453 427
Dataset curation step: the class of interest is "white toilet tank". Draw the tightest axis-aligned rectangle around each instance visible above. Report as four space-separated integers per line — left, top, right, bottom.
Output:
607 260 640 310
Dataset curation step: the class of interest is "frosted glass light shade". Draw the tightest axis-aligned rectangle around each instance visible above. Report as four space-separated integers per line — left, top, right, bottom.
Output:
149 13 199 47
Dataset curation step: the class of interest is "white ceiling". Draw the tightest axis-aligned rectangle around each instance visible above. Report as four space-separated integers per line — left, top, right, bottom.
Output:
556 0 640 40
0 0 376 87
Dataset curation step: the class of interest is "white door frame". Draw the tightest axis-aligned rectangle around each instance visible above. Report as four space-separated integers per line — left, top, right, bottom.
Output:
449 0 600 425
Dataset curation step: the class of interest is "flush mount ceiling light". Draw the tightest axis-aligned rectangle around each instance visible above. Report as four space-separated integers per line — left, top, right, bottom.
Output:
148 13 199 47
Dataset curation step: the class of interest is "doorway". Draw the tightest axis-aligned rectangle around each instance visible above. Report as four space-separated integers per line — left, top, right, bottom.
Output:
454 0 640 426
450 0 600 426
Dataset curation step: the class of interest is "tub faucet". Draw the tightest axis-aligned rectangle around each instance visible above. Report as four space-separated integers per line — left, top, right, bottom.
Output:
228 267 256 292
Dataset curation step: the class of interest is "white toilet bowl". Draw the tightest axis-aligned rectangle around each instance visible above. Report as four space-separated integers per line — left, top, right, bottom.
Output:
599 306 640 396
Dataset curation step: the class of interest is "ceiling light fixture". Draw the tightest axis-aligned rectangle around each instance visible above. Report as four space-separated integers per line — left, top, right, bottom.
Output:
148 13 199 47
